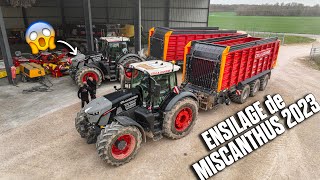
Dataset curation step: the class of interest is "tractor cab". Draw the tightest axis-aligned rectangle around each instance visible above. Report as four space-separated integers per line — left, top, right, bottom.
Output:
128 60 180 108
100 36 130 59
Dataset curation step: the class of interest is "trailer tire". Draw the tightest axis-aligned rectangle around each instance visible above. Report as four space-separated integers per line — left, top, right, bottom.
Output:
231 85 250 104
120 57 142 82
75 67 102 87
96 122 142 166
163 97 198 139
259 74 269 91
249 79 260 97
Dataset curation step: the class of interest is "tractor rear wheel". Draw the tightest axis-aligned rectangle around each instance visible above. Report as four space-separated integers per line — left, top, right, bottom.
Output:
230 85 250 104
259 74 269 91
163 98 198 139
96 122 142 166
75 67 102 87
120 57 142 82
249 79 260 97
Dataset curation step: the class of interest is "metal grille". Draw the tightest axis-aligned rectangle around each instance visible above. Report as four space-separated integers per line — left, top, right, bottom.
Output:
186 56 219 90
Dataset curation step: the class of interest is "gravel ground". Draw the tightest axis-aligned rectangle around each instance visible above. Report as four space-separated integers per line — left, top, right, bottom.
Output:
0 43 319 179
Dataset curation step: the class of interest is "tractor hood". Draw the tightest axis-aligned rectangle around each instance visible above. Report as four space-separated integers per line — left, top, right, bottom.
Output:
103 88 140 108
84 88 140 125
84 97 112 124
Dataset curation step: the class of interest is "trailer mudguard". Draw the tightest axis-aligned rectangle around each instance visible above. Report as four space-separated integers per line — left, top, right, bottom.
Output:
113 116 146 142
164 91 198 111
118 53 144 64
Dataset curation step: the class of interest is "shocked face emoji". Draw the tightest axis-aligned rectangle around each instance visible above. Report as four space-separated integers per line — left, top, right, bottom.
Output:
26 21 56 54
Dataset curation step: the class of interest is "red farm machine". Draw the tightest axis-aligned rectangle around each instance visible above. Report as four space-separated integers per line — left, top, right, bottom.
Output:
74 32 281 166
147 27 241 64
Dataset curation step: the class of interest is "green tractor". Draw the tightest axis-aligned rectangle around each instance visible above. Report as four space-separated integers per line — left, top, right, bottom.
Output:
70 36 144 87
75 60 199 166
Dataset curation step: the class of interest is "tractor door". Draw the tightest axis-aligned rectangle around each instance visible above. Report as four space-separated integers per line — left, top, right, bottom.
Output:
152 72 177 107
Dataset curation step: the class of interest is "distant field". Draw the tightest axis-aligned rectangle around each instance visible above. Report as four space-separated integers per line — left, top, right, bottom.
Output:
209 12 320 34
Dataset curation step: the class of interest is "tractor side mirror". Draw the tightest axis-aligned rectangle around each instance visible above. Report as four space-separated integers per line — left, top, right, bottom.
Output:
153 84 161 98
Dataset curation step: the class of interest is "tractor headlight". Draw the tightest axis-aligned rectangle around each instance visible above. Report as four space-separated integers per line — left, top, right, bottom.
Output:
94 111 100 115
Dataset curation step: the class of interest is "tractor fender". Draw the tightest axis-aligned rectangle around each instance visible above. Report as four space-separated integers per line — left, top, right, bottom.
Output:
164 91 198 111
84 63 105 80
118 53 145 64
113 116 146 143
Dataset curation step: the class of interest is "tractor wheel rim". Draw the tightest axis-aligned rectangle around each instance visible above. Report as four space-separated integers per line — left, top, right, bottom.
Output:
124 62 138 79
175 107 193 132
264 79 268 88
111 134 136 160
125 69 132 78
255 83 259 92
82 72 98 83
243 89 249 99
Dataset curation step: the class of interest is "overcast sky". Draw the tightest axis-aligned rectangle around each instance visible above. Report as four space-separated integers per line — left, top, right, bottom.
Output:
210 0 320 6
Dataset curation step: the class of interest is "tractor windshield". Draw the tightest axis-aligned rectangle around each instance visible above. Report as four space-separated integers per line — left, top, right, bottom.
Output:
131 69 148 89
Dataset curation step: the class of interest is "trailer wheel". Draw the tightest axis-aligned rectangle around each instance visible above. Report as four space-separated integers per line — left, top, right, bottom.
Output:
96 122 142 166
163 98 198 139
249 79 260 97
75 67 102 87
120 57 141 82
259 74 269 91
231 85 250 104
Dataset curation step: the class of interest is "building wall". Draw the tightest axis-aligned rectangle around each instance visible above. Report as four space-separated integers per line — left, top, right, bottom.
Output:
0 0 210 31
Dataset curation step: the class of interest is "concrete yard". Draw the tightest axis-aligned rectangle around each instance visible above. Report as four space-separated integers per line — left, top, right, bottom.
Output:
0 43 319 179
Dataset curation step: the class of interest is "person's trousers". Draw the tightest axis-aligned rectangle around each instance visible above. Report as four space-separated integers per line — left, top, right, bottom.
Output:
81 100 89 108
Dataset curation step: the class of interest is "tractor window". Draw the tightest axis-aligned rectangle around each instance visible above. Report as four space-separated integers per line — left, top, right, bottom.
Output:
109 42 120 48
131 69 148 89
120 42 127 49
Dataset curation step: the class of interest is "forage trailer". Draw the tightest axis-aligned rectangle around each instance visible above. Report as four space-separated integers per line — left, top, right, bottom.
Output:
182 34 280 110
148 27 240 64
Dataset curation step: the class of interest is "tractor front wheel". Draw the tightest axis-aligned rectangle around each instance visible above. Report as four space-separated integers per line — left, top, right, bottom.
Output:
75 109 88 138
96 122 142 166
163 98 198 139
75 67 102 87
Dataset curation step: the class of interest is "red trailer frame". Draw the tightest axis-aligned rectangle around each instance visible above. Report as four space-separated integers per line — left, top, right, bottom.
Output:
148 27 240 63
183 34 280 92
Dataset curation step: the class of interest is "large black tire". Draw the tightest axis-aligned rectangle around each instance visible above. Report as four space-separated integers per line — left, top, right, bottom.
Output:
163 97 198 139
75 67 102 87
75 109 88 138
119 57 142 82
230 85 250 104
259 74 269 91
96 122 142 166
249 79 260 97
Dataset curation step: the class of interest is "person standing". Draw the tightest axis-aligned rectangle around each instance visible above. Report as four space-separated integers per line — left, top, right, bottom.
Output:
11 66 17 86
78 82 89 108
87 77 97 100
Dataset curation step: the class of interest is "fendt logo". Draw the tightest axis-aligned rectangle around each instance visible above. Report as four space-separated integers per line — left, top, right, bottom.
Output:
255 49 272 59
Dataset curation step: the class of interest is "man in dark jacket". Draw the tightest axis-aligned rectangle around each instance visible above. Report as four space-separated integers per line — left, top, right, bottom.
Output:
78 82 89 108
87 77 97 100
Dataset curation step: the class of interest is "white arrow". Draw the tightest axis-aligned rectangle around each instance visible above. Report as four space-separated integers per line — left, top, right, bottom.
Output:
57 40 78 55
